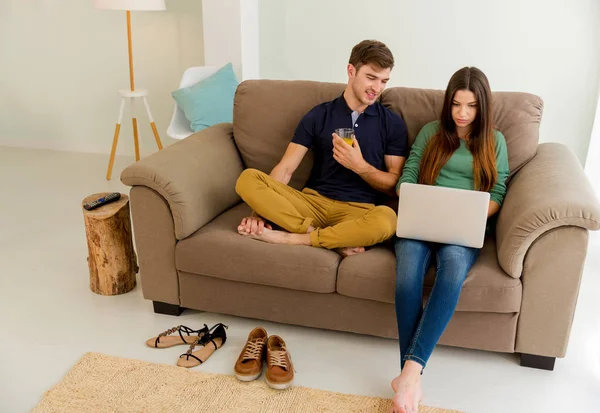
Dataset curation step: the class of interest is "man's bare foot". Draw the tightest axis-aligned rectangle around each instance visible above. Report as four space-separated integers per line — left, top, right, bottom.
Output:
241 228 312 246
390 361 422 413
243 228 290 244
335 246 366 257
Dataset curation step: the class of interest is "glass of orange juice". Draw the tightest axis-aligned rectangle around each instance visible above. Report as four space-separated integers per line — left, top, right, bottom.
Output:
334 128 355 145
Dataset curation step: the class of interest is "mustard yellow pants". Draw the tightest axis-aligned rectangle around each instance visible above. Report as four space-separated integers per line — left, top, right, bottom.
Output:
235 168 397 249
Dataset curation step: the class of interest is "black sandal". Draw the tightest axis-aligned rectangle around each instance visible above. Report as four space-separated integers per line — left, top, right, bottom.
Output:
177 323 228 368
146 324 209 348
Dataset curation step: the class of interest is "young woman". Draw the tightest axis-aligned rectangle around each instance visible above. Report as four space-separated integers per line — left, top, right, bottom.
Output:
390 67 509 413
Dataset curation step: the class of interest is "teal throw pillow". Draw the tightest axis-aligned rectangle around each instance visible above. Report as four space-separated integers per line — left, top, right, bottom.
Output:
172 63 239 132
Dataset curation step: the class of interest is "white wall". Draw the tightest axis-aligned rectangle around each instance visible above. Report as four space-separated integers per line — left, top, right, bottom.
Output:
240 0 260 80
202 0 242 78
259 0 600 164
585 91 600 195
0 0 204 156
201 0 259 81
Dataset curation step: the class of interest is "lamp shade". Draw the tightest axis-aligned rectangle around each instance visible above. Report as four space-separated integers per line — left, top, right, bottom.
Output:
93 0 166 11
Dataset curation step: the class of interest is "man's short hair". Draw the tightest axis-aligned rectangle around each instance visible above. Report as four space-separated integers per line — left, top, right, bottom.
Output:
349 40 394 72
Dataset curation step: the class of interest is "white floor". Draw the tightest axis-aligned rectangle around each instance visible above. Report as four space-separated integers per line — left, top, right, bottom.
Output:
1 146 599 413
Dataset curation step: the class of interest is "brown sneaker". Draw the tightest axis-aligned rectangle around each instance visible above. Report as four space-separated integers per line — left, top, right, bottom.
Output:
234 327 268 382
265 335 294 390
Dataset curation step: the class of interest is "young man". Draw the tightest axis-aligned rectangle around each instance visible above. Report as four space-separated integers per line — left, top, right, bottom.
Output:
235 40 408 256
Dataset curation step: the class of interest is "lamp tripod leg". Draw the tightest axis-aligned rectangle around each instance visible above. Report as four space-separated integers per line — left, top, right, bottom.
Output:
142 96 163 149
131 97 140 161
106 97 126 180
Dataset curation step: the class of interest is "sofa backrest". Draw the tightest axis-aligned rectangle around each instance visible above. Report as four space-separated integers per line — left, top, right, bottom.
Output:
233 80 543 188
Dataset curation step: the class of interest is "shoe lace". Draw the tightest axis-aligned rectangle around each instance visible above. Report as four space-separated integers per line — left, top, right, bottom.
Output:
269 346 289 369
242 338 265 361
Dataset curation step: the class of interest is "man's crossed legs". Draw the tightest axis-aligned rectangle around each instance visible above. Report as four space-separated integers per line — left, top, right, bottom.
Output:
235 169 396 256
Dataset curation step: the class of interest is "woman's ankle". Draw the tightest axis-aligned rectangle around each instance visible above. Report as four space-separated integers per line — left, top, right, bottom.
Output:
401 360 423 378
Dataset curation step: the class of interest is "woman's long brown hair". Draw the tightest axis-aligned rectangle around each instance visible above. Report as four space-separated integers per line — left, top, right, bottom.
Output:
419 67 497 192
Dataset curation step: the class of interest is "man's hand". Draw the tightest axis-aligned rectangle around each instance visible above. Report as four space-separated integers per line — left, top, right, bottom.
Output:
238 213 272 235
332 133 368 174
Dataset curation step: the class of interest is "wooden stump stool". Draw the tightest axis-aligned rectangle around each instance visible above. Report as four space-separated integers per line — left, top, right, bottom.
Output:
82 192 138 295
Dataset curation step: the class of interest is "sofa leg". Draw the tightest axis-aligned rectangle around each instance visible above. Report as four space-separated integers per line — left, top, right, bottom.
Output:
520 353 556 371
153 301 183 316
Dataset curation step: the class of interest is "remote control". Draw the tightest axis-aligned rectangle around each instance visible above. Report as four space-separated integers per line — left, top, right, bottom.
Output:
83 193 121 211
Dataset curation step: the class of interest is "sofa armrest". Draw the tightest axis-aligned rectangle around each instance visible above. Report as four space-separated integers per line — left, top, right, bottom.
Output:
515 226 588 358
121 123 244 240
496 143 600 278
129 186 180 305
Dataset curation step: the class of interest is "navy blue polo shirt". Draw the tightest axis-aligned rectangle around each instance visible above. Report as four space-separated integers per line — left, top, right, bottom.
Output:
292 93 408 204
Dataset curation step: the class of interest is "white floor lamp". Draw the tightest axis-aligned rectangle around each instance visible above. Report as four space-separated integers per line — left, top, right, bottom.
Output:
93 0 166 180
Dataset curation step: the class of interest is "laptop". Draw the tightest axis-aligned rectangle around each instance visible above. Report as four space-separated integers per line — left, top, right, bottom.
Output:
396 183 490 248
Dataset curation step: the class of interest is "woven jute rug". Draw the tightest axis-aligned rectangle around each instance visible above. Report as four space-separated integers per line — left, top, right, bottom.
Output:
31 352 465 413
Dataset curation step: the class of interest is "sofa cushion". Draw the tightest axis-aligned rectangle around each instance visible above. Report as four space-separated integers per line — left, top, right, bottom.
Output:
233 80 345 190
176 203 341 293
336 237 522 313
380 87 543 177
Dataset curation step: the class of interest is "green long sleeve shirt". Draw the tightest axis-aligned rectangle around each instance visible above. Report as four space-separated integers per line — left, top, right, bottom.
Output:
396 121 510 206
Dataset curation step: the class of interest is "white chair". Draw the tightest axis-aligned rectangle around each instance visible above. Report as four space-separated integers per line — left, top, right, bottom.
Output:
167 66 219 140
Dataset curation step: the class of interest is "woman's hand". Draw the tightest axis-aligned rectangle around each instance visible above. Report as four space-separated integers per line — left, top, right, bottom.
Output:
487 200 500 218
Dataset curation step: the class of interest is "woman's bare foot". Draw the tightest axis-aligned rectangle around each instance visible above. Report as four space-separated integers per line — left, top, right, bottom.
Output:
335 246 366 257
390 361 422 413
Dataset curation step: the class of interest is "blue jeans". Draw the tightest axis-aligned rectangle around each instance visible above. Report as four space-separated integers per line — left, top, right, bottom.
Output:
394 237 480 370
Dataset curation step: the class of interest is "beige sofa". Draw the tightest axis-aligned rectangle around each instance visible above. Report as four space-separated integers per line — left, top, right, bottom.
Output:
121 80 600 370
